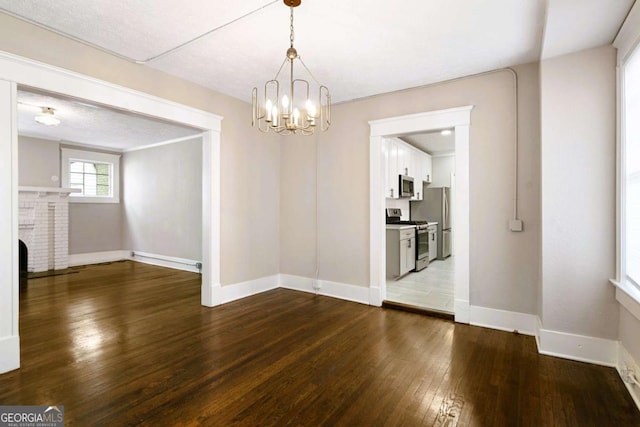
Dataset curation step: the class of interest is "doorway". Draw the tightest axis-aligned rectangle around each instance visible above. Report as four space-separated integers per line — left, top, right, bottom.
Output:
369 106 473 323
385 130 456 313
0 52 222 374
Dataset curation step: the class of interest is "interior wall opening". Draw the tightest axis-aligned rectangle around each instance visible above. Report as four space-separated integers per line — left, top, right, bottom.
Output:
384 129 457 314
369 106 472 323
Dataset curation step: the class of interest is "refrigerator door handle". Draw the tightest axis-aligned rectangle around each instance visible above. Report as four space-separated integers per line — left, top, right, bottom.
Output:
443 191 449 229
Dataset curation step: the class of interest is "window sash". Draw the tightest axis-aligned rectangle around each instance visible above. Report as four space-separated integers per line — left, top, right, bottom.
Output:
60 148 120 204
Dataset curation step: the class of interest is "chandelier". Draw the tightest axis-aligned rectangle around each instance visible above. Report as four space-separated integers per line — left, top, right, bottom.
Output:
252 0 330 135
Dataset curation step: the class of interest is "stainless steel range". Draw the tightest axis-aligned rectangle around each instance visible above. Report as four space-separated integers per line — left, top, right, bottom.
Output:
385 208 429 271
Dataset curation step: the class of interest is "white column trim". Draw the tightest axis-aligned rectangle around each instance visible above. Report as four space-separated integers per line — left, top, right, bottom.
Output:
0 80 19 374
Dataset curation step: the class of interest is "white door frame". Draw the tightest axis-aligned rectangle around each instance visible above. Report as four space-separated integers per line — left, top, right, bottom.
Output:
0 51 223 373
369 106 473 323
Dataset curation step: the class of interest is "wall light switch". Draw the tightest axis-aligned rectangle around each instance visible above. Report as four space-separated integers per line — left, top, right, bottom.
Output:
509 219 523 232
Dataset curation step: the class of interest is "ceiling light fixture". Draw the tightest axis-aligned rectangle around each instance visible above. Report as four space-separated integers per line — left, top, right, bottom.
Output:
252 0 330 135
441 129 452 136
34 107 61 126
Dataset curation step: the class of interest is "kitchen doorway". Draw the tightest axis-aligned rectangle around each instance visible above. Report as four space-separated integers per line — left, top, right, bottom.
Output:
369 106 472 323
385 131 457 314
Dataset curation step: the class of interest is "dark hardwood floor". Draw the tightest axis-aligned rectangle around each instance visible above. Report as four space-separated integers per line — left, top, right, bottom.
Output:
1 261 638 426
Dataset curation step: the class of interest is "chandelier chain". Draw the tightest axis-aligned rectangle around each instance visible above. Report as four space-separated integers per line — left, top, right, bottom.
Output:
290 6 295 48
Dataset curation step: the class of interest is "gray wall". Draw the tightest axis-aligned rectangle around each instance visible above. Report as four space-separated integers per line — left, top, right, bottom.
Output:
122 138 202 260
281 64 541 315
540 46 619 339
18 136 60 187
69 204 122 253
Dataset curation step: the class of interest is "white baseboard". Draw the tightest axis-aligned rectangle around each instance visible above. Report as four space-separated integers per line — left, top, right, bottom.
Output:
454 299 470 323
280 274 371 305
130 251 201 273
469 305 537 336
618 344 640 411
68 250 129 267
369 286 382 307
0 335 20 374
536 319 618 367
219 275 279 305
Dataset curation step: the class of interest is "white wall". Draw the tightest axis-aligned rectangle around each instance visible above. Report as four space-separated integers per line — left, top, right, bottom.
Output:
540 45 619 338
431 155 455 187
122 138 202 260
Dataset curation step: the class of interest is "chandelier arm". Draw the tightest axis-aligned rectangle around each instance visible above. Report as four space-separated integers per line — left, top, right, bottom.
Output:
297 57 323 87
273 57 289 81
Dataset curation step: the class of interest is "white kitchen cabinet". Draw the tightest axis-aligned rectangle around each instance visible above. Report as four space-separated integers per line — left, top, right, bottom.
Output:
397 139 410 177
385 138 432 199
411 152 425 200
386 227 416 278
385 138 399 198
424 153 432 184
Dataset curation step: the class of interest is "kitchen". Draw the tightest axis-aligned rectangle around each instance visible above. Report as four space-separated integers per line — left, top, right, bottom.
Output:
385 130 456 314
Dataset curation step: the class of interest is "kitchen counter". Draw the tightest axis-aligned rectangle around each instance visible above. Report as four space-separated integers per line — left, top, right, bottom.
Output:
385 224 416 230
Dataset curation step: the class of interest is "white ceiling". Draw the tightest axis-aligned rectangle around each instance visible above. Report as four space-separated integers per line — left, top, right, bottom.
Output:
401 131 455 156
0 0 633 106
17 88 202 151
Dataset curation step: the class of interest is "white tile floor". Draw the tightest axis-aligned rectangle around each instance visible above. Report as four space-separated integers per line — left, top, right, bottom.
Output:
386 256 455 313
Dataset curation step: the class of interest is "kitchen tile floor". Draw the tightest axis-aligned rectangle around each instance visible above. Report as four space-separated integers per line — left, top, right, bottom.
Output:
386 256 455 313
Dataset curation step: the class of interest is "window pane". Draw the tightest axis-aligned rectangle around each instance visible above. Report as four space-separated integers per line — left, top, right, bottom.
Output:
69 161 84 173
96 174 109 186
67 159 113 198
625 46 640 285
95 163 109 175
97 185 110 196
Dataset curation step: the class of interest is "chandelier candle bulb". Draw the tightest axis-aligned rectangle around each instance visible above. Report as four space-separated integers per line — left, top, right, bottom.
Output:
293 108 300 126
265 99 273 122
251 0 330 135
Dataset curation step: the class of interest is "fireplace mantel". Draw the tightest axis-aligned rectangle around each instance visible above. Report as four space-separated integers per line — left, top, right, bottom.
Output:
19 186 80 196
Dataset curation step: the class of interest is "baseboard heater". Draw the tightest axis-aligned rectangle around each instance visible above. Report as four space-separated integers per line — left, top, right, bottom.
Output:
130 251 202 272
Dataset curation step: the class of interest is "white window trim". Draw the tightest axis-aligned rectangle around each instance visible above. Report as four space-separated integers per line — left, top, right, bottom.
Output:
61 148 120 203
613 2 640 320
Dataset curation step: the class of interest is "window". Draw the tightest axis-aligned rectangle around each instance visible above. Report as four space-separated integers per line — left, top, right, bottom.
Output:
61 148 120 203
624 46 640 290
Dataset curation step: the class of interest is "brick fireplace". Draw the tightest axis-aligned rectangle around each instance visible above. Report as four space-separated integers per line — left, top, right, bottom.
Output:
18 187 78 273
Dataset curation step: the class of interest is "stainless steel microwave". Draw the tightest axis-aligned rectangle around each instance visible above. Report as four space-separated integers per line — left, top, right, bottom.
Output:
399 174 414 198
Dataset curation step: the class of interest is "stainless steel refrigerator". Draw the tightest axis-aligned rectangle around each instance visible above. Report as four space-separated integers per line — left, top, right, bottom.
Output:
410 186 451 259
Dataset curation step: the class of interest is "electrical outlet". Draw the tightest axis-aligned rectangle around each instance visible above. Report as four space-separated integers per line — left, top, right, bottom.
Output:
509 219 523 232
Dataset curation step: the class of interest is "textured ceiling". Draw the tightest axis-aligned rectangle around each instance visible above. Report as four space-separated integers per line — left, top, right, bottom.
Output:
17 88 202 151
2 0 630 105
1 0 634 147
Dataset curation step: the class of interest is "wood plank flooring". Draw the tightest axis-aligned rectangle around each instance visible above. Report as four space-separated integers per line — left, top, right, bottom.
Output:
1 261 639 426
